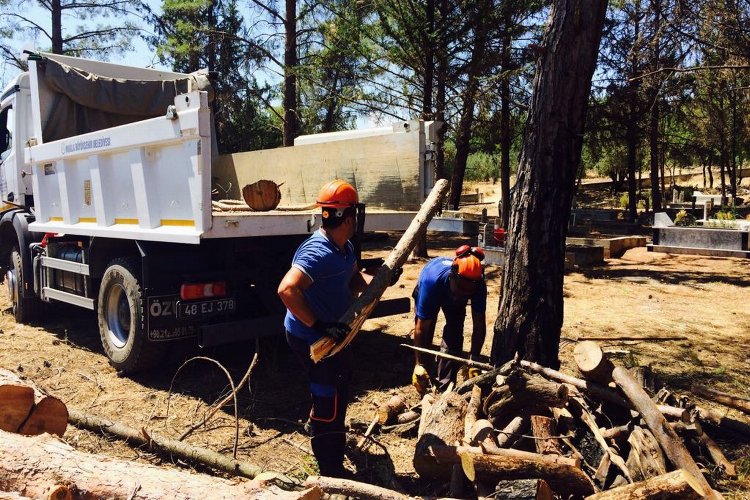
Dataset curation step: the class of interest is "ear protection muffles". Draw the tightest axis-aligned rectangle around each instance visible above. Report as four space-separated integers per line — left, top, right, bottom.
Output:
455 244 485 262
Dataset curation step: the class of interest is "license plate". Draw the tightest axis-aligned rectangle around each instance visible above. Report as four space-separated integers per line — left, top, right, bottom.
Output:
177 298 236 320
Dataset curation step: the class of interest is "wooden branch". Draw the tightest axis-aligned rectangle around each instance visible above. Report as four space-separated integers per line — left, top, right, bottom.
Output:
625 427 667 482
493 415 528 448
464 385 482 445
670 421 737 477
377 394 407 425
67 409 295 487
0 369 67 437
455 359 516 395
691 383 750 415
573 341 716 498
531 415 565 456
400 344 494 370
575 335 688 342
417 393 435 438
459 447 595 496
311 178 449 362
470 419 497 449
0 430 298 498
583 469 704 500
568 395 632 483
486 372 568 422
304 475 407 500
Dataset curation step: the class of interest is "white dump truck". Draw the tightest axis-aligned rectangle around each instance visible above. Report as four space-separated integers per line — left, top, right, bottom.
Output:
0 52 440 372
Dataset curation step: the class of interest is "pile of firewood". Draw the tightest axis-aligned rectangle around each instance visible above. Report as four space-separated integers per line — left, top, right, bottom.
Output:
400 340 747 499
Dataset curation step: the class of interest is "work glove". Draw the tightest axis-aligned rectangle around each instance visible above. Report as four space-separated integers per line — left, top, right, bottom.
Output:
467 366 481 379
412 364 430 395
313 320 350 343
389 267 403 287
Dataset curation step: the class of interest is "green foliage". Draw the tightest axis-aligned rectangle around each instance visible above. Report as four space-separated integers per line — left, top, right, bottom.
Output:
674 210 696 227
465 152 500 181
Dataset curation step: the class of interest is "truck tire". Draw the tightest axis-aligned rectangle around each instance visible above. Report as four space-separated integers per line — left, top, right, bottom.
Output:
7 247 41 323
98 258 164 373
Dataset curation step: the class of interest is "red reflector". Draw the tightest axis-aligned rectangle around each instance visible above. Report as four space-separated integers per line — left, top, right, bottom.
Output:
180 281 227 300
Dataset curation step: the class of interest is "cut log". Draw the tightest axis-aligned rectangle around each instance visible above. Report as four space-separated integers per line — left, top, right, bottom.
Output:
0 369 67 437
67 408 292 485
584 469 704 500
530 416 564 456
494 415 527 448
394 410 420 425
417 393 435 438
413 391 467 477
304 476 406 500
0 430 306 499
490 479 555 500
573 341 715 498
601 422 634 441
377 394 407 425
485 372 568 422
470 419 497 448
459 447 594 496
691 383 750 415
311 178 449 362
464 385 482 444
568 395 632 483
626 427 667 482
241 179 283 211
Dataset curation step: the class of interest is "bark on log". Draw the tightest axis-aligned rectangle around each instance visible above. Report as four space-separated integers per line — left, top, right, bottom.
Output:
573 341 715 498
485 372 568 422
494 415 527 448
0 369 67 437
568 395 632 483
303 476 406 500
459 448 594 496
691 383 750 415
67 408 294 486
417 393 435 438
626 427 667 482
414 391 467 477
530 415 564 456
377 394 407 425
490 479 555 500
464 385 482 444
471 419 497 448
311 178 449 362
0 430 306 499
456 359 515 395
583 469 704 500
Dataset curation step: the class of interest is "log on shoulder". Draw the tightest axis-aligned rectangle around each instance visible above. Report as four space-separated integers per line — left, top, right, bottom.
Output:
311 178 449 362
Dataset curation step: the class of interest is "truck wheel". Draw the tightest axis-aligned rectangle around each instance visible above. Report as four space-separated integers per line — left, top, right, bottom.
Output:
7 247 40 323
98 258 164 373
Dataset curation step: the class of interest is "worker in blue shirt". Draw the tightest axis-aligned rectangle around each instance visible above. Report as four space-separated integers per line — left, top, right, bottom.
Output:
411 246 487 393
277 179 368 478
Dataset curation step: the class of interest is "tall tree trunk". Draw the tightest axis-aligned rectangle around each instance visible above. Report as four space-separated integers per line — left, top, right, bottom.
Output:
283 0 297 147
51 0 63 53
730 84 738 199
490 0 608 369
322 70 340 133
411 0 437 259
499 11 512 229
435 0 448 183
448 0 491 210
626 119 638 221
648 0 662 213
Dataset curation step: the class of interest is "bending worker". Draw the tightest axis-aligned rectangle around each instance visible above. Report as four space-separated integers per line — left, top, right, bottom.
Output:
412 245 487 393
277 179 370 478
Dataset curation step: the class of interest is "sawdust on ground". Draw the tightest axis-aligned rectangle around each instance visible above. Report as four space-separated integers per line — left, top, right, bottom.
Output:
1 234 749 497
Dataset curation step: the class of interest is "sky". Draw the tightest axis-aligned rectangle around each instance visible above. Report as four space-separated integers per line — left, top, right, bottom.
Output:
1 0 167 88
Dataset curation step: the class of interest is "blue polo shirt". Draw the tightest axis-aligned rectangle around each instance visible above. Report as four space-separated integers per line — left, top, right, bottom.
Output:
415 257 487 320
284 230 356 345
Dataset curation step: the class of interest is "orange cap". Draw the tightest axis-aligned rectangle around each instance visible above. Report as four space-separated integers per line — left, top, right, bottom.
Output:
453 254 483 281
316 179 358 208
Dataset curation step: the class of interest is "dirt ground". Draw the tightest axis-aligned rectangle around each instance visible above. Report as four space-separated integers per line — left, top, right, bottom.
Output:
2 209 750 496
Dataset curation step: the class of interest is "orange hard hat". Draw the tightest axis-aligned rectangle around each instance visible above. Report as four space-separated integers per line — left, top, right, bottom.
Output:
453 253 483 282
316 179 359 208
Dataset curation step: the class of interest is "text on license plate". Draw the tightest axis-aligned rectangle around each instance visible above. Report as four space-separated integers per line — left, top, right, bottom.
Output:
178 298 236 319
